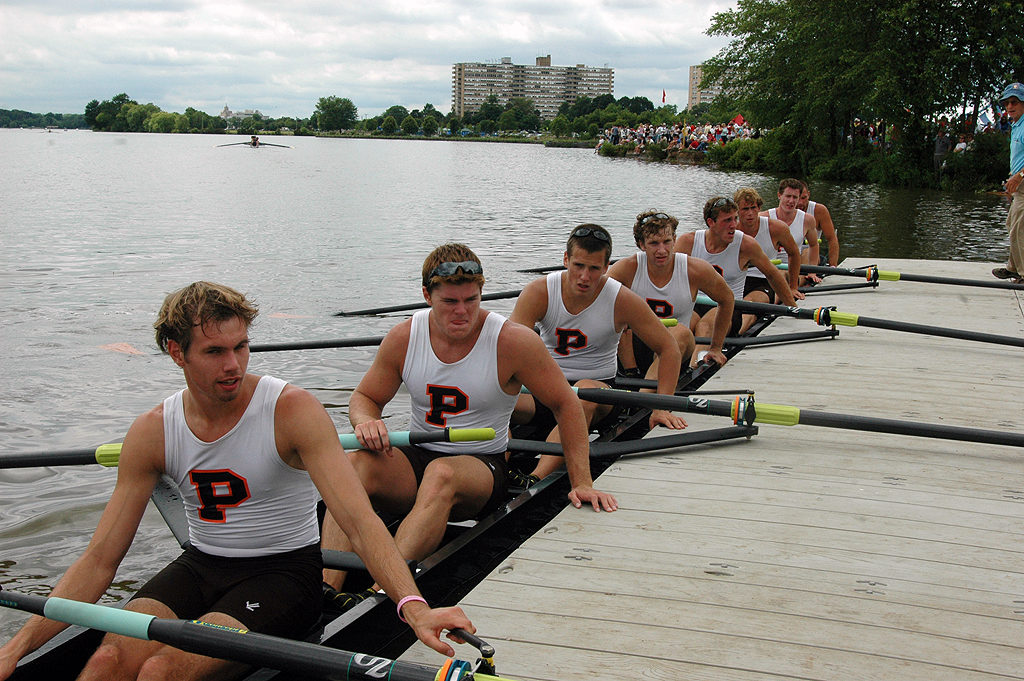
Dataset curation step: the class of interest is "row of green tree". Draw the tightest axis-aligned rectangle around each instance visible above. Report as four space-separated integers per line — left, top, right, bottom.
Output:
699 0 1023 186
76 89 734 140
0 109 87 129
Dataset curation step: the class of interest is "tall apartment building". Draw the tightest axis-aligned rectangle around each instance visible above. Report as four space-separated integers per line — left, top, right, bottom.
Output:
452 56 614 120
687 65 723 109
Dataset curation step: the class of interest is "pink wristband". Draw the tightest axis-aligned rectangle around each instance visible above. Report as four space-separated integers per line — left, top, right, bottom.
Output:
396 595 427 623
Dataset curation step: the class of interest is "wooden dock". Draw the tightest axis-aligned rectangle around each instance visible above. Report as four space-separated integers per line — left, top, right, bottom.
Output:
400 259 1024 680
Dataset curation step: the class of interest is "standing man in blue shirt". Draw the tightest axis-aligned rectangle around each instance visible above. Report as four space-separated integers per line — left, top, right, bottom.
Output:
993 82 1024 283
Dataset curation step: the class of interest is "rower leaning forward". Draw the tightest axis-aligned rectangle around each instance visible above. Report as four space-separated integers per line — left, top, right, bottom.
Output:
676 196 800 341
321 244 617 606
511 224 687 485
608 210 735 370
0 282 472 681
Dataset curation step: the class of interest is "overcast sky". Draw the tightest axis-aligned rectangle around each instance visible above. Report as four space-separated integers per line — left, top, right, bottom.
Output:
0 1 738 119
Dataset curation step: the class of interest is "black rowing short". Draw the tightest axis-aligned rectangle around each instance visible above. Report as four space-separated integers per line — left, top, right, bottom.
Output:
630 335 656 375
743 276 775 303
397 445 509 517
693 302 743 336
130 543 322 638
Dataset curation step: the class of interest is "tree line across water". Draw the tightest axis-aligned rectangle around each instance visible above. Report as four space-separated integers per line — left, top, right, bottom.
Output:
6 0 1021 191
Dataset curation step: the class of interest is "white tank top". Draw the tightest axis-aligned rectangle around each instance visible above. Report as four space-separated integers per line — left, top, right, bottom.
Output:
630 252 695 325
768 208 808 259
539 271 621 382
690 229 746 300
747 216 776 280
402 309 515 454
806 200 826 237
163 375 320 557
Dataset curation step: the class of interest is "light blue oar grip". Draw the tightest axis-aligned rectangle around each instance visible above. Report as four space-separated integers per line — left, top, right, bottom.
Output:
696 293 716 307
337 432 413 449
45 597 155 640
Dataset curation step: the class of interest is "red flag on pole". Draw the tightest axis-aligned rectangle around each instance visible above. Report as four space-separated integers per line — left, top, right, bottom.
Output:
731 113 745 125
662 90 666 104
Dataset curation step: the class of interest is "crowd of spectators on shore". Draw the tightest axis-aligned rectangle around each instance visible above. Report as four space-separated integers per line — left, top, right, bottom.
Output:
596 120 764 154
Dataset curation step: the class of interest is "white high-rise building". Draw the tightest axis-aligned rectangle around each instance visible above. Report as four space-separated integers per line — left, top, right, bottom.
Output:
452 56 614 120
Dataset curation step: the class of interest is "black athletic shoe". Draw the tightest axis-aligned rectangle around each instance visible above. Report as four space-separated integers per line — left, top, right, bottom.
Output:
322 584 377 614
507 468 540 491
992 266 1020 280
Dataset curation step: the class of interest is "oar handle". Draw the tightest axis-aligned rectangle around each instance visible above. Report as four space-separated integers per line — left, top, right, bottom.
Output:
3 429 496 470
0 588 504 681
450 628 496 658
337 428 495 450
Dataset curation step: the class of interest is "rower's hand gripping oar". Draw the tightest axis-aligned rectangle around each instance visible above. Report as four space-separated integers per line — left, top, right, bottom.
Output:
0 588 516 681
0 428 496 469
573 388 1024 448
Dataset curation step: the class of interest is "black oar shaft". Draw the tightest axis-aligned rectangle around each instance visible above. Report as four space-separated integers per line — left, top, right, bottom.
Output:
709 296 1024 349
575 388 736 418
1 448 98 467
798 264 1024 290
250 336 385 352
0 590 464 681
335 289 522 316
854 314 1024 349
575 388 1024 448
694 329 838 347
508 425 757 457
795 408 1024 447
798 281 878 294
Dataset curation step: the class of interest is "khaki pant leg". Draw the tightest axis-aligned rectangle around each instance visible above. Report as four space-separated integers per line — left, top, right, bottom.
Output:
1008 185 1024 274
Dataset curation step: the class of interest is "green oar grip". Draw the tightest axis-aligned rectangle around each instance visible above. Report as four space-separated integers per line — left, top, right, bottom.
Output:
95 443 122 467
448 427 496 442
876 269 900 281
826 311 859 327
753 402 801 426
661 318 678 327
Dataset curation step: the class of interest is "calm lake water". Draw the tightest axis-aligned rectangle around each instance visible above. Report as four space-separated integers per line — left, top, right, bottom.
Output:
0 128 1011 637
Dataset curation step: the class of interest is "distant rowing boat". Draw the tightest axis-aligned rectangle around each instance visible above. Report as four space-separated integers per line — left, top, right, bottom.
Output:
216 140 291 149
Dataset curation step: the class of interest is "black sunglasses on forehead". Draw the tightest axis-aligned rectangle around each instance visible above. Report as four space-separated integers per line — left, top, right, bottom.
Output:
571 227 611 242
425 260 483 283
639 212 671 224
712 197 732 208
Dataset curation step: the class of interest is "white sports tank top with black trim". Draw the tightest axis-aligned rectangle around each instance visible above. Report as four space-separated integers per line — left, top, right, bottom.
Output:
768 208 808 260
163 375 319 558
630 252 695 325
747 216 776 280
690 230 746 300
402 309 515 454
539 271 621 382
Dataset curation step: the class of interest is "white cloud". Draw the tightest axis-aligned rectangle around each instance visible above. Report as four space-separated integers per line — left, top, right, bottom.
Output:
0 0 737 117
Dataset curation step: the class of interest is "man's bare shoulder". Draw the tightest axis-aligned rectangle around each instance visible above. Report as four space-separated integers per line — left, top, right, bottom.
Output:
674 231 696 252
520 276 549 298
496 317 545 351
277 382 319 409
607 254 639 283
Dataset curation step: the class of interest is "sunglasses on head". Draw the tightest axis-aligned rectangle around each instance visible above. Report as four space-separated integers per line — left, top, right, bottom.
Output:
711 197 732 208
639 212 672 225
425 260 483 284
571 227 611 243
